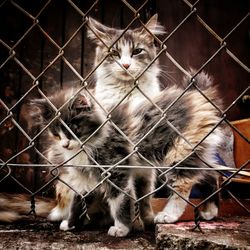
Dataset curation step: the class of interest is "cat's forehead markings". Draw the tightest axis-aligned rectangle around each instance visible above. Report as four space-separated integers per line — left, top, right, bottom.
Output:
116 37 134 51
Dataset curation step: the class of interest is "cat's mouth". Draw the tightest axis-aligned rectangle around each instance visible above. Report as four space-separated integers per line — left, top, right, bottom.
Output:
65 147 73 151
61 144 78 151
117 69 140 80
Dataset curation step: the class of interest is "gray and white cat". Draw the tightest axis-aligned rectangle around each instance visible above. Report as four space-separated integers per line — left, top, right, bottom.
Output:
30 71 222 237
31 88 140 237
87 14 165 110
40 14 165 236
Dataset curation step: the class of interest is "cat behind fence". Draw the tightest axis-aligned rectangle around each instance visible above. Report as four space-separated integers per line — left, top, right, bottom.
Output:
0 71 222 237
0 14 223 237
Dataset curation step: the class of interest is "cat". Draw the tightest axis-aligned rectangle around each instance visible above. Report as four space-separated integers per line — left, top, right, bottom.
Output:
87 14 165 110
127 71 222 224
30 88 139 237
28 70 222 236
45 14 166 234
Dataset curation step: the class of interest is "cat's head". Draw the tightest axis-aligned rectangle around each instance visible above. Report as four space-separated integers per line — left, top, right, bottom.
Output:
29 89 106 153
87 14 165 81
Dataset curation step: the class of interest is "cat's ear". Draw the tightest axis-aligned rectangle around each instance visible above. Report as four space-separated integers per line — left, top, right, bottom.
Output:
70 94 91 112
28 98 53 127
137 14 165 42
87 17 113 45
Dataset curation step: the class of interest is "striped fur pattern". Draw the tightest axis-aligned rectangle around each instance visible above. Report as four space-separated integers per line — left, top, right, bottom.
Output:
30 90 138 237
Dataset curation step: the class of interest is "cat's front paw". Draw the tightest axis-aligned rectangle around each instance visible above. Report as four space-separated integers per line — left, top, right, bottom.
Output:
154 212 179 224
200 202 218 221
59 220 75 231
143 214 155 226
108 225 130 237
48 207 64 221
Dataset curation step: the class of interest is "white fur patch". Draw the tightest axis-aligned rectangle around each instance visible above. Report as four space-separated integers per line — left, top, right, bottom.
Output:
200 202 218 220
154 211 180 224
154 194 189 224
108 194 124 220
48 207 68 222
59 220 75 231
95 65 161 111
107 194 131 237
108 225 130 237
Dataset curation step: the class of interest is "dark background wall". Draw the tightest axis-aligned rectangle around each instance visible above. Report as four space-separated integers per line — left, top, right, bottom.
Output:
0 0 249 193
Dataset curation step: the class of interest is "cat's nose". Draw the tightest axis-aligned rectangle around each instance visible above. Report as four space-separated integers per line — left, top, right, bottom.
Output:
61 139 70 148
122 63 130 69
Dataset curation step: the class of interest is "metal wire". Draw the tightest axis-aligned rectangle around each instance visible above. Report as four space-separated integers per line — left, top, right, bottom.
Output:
0 0 249 233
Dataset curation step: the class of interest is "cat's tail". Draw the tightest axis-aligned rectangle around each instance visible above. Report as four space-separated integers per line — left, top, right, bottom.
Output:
0 193 56 222
182 69 222 108
182 69 214 89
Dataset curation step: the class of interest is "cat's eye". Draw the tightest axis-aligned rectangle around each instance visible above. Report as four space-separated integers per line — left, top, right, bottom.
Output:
110 49 120 57
53 133 61 140
132 48 143 56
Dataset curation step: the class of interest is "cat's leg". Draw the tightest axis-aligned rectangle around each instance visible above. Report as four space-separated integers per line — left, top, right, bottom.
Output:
134 171 155 227
200 200 218 220
107 192 132 237
154 177 195 223
197 175 219 220
59 193 83 231
48 181 73 222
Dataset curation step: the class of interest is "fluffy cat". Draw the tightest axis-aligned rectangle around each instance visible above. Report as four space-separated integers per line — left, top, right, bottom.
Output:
87 14 165 110
30 89 138 237
28 71 222 236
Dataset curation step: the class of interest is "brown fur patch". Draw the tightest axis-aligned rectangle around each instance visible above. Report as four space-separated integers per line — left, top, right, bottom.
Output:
164 89 221 166
0 193 56 222
55 180 72 210
172 176 200 196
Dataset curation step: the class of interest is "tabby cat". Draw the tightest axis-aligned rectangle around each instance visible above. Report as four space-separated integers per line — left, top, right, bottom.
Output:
87 14 164 110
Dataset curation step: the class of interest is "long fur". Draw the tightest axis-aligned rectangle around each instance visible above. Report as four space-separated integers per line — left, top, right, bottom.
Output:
0 193 55 222
127 70 223 223
0 15 223 235
0 71 222 236
14 71 221 234
87 14 164 110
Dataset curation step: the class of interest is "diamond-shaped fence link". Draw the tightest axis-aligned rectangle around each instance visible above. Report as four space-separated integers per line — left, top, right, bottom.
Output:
0 0 249 231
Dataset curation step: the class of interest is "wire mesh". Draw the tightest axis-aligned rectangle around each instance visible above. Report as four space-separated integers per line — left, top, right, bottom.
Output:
0 0 249 232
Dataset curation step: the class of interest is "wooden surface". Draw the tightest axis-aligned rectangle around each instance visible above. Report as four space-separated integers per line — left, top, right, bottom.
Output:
231 119 250 169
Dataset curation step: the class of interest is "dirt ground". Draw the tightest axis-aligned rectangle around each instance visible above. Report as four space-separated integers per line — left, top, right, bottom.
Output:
0 217 249 249
0 219 156 250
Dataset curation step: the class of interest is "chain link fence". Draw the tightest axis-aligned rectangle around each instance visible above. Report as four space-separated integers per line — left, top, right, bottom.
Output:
0 0 249 232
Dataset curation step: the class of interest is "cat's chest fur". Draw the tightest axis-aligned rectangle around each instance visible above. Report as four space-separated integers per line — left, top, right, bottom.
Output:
95 74 161 109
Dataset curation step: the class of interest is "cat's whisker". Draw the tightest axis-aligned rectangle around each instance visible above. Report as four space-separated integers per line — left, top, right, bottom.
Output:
159 70 177 85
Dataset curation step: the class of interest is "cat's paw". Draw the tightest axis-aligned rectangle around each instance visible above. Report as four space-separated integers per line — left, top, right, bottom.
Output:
59 220 75 231
200 202 218 221
154 212 179 224
141 214 155 230
48 207 64 221
143 213 155 226
108 225 130 237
